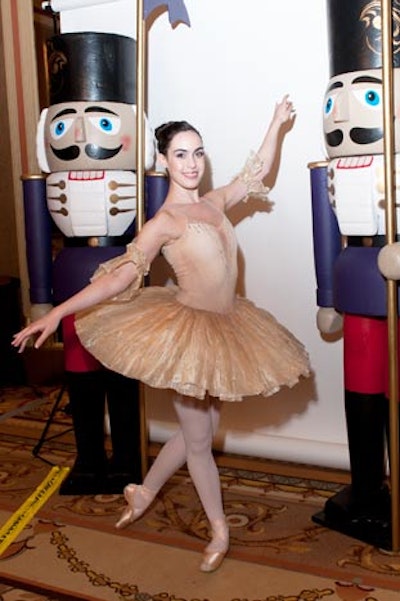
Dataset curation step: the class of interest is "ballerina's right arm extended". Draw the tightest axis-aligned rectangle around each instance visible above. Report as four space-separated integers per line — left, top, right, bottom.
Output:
12 211 177 353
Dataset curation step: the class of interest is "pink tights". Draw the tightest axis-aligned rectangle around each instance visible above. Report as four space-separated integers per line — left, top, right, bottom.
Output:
143 394 224 524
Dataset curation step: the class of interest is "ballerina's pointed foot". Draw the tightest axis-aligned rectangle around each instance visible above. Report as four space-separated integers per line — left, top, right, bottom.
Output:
200 518 229 573
115 504 135 530
115 483 155 530
200 549 227 573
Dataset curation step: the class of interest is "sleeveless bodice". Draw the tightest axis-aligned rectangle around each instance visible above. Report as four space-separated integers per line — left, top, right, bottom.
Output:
162 213 238 313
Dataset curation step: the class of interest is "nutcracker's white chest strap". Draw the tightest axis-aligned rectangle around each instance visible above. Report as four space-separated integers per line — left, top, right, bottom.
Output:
328 155 400 236
46 170 136 237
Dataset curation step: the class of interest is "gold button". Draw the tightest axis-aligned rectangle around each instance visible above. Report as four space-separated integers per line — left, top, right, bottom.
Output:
362 237 373 247
88 237 99 247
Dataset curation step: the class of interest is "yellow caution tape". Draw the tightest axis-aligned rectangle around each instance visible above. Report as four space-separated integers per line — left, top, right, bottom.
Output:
0 465 70 555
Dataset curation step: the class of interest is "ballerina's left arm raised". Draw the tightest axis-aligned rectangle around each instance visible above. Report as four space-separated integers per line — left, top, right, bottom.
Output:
205 94 295 211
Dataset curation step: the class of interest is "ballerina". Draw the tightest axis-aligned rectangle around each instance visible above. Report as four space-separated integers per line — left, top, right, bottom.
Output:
13 94 309 572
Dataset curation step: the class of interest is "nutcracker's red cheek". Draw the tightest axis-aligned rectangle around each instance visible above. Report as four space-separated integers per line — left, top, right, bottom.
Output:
121 135 132 151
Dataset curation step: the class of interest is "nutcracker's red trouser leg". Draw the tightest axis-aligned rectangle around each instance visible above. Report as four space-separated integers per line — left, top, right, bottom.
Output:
59 315 142 495
105 369 142 486
59 315 107 495
338 314 390 512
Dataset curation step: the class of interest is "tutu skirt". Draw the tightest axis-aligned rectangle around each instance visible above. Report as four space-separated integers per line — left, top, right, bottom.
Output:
75 286 310 401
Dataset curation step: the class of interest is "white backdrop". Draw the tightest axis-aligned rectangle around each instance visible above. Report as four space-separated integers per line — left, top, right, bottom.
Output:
146 0 347 470
60 0 348 470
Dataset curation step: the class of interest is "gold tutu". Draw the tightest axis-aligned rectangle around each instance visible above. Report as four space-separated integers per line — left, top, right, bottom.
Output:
76 285 310 402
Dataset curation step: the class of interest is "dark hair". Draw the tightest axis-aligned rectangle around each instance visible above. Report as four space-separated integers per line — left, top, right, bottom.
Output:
155 121 201 155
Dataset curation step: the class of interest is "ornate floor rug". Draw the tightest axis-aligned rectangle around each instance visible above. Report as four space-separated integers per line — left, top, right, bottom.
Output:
0 384 400 601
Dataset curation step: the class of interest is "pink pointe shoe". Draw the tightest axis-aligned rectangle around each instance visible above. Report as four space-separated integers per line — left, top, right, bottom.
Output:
115 484 155 530
200 518 229 573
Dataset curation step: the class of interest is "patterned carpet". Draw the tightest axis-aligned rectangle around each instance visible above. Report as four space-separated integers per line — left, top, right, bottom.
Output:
1 384 400 601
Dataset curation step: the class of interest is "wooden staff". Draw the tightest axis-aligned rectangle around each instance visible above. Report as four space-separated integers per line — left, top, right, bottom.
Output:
381 0 400 551
135 0 149 476
136 0 146 233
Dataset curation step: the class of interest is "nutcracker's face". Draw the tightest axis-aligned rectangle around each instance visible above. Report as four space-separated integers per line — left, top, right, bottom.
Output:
44 100 137 171
323 68 400 158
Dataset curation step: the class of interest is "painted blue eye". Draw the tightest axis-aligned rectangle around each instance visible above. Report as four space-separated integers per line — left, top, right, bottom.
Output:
50 118 73 139
353 86 382 110
325 96 334 115
100 118 112 131
89 115 121 135
364 89 380 106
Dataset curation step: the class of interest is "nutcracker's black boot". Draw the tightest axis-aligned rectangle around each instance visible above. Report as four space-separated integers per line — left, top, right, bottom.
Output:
59 370 108 495
104 370 143 493
312 391 391 548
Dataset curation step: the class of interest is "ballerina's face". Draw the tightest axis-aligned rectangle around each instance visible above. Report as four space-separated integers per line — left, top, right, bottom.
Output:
162 130 206 190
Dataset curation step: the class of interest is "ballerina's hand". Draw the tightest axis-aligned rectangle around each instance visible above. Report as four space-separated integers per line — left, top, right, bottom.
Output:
274 94 296 125
12 311 61 353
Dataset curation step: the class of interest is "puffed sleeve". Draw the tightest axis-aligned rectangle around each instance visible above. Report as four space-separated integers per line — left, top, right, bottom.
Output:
90 241 150 302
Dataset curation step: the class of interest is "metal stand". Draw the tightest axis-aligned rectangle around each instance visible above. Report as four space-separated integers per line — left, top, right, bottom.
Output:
32 383 73 465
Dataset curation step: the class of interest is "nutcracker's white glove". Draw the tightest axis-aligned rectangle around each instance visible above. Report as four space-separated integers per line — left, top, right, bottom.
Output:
378 242 400 281
316 307 343 334
30 303 54 322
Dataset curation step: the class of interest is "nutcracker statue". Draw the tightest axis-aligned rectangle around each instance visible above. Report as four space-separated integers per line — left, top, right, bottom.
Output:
310 0 400 547
23 1 161 495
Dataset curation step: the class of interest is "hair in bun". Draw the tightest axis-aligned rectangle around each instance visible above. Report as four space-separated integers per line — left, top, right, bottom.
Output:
155 121 201 155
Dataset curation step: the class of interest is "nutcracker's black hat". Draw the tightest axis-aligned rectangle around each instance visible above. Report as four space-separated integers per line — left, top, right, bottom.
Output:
327 0 400 75
46 32 136 105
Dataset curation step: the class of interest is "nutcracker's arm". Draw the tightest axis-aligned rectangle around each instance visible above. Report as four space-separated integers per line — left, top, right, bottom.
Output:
21 175 54 322
309 162 343 334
